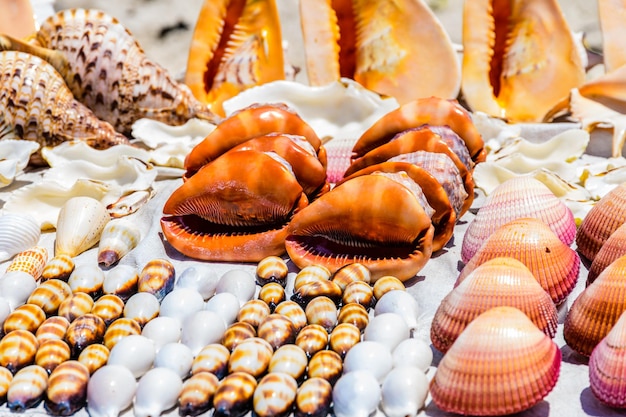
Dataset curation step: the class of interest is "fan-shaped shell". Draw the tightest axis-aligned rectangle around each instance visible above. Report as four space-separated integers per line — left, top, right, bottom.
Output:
430 306 561 416
0 213 41 263
588 222 626 285
564 254 626 357
432 257 558 354
457 217 580 305
462 176 576 263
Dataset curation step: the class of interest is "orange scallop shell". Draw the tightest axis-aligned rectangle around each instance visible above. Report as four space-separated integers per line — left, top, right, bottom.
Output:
588 222 626 285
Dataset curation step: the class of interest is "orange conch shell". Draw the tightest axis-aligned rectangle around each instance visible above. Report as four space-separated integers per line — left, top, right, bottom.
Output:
185 0 285 116
299 0 460 104
598 0 626 73
461 0 585 122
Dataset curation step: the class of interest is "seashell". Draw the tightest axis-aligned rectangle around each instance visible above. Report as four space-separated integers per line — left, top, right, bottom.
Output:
432 257 558 353
103 264 139 302
342 280 374 309
58 292 94 323
331 262 371 292
392 338 433 373
430 306 561 416
215 268 257 305
291 279 343 307
133 367 183 417
256 256 289 286
332 370 381 417
212 371 257 417
0 329 39 373
461 0 585 123
141 316 182 352
0 271 37 310
457 217 580 305
295 324 328 359
41 255 75 282
64 313 106 358
67 264 105 299
36 316 70 345
374 290 420 334
86 365 137 417
576 182 626 261
180 310 226 356
337 303 369 332
123 292 160 327
91 294 125 326
107 335 155 379
228 337 273 378
294 376 333 417
372 275 406 298
5 246 48 280
27 279 72 316
204 292 241 328
307 350 343 386
380 367 429 417
178 371 219 417
44 360 90 416
160 288 205 324
293 264 332 292
103 318 142 351
0 366 12 404
564 254 626 356
34 339 71 374
273 301 307 333
253 372 298 417
329 323 361 358
0 140 39 188
305 296 338 332
3 303 46 334
137 258 176 302
589 310 626 407
176 265 218 301
257 313 297 350
237 299 272 329
222 321 256 352
588 222 626 284
55 196 111 258
269 344 308 381
77 344 109 375
461 176 576 263
0 213 40 263
7 364 48 411
97 219 141 267
258 282 285 311
192 343 231 379
343 340 393 383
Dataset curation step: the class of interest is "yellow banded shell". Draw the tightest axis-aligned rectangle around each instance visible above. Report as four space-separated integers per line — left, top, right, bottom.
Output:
3 303 46 334
256 255 289 286
36 316 70 344
274 300 307 333
268 344 308 381
307 350 343 385
44 360 90 416
91 294 125 326
65 314 106 358
0 329 39 373
258 282 285 311
237 299 271 329
41 255 75 282
178 371 219 417
373 275 405 300
192 343 231 379
137 258 176 301
295 377 333 417
293 265 331 292
7 364 48 411
35 339 71 374
342 280 374 309
103 264 139 302
331 262 371 291
329 323 362 358
77 343 109 375
305 296 338 332
228 337 273 378
27 279 73 316
97 218 141 267
58 292 94 323
0 366 12 403
253 372 298 417
292 280 342 307
103 318 142 351
337 303 369 332
213 371 257 417
257 314 297 350
295 324 328 359
222 321 256 352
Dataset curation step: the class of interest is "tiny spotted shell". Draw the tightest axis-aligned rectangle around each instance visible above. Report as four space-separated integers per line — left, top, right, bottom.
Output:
5 246 48 281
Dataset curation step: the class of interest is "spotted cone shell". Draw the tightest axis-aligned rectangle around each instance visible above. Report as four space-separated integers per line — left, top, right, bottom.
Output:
430 306 561 416
462 176 576 263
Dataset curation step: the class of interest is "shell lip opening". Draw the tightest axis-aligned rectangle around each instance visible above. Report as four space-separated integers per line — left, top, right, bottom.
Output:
161 214 290 237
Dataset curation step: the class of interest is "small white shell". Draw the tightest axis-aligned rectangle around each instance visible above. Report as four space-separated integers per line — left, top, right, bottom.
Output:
364 313 410 352
343 340 393 383
133 367 183 417
181 310 227 356
374 290 420 334
141 316 182 352
0 213 41 262
204 292 241 327
216 269 256 305
392 338 433 373
55 196 110 257
87 365 137 417
97 218 141 267
380 367 429 417
0 271 37 310
123 292 160 327
154 342 193 379
175 265 218 300
332 370 382 417
159 288 205 323
107 335 156 379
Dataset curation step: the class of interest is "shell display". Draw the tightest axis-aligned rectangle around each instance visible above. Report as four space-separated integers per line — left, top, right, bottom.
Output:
430 306 561 416
55 196 111 258
97 219 141 267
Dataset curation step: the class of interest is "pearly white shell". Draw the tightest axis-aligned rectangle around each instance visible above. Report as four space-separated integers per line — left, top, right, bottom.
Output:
0 271 37 310
0 213 41 262
332 370 381 417
364 312 410 351
55 196 110 257
107 335 156 378
342 340 393 383
0 139 39 188
374 290 420 334
175 265 218 300
141 316 182 352
204 292 241 327
97 218 141 267
392 338 433 373
159 288 205 323
181 310 227 356
123 292 160 327
87 365 137 417
380 367 429 417
133 367 183 417
215 269 256 305
154 342 193 379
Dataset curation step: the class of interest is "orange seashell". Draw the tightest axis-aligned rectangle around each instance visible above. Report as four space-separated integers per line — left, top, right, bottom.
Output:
431 257 558 354
457 217 580 305
430 306 561 416
299 0 460 104
5 246 48 281
564 254 626 357
461 0 585 122
588 222 626 285
576 182 626 261
185 0 285 117
286 174 434 282
162 150 309 262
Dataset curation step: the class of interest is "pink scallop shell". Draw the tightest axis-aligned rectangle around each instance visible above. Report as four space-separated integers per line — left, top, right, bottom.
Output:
588 222 626 285
461 176 576 263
